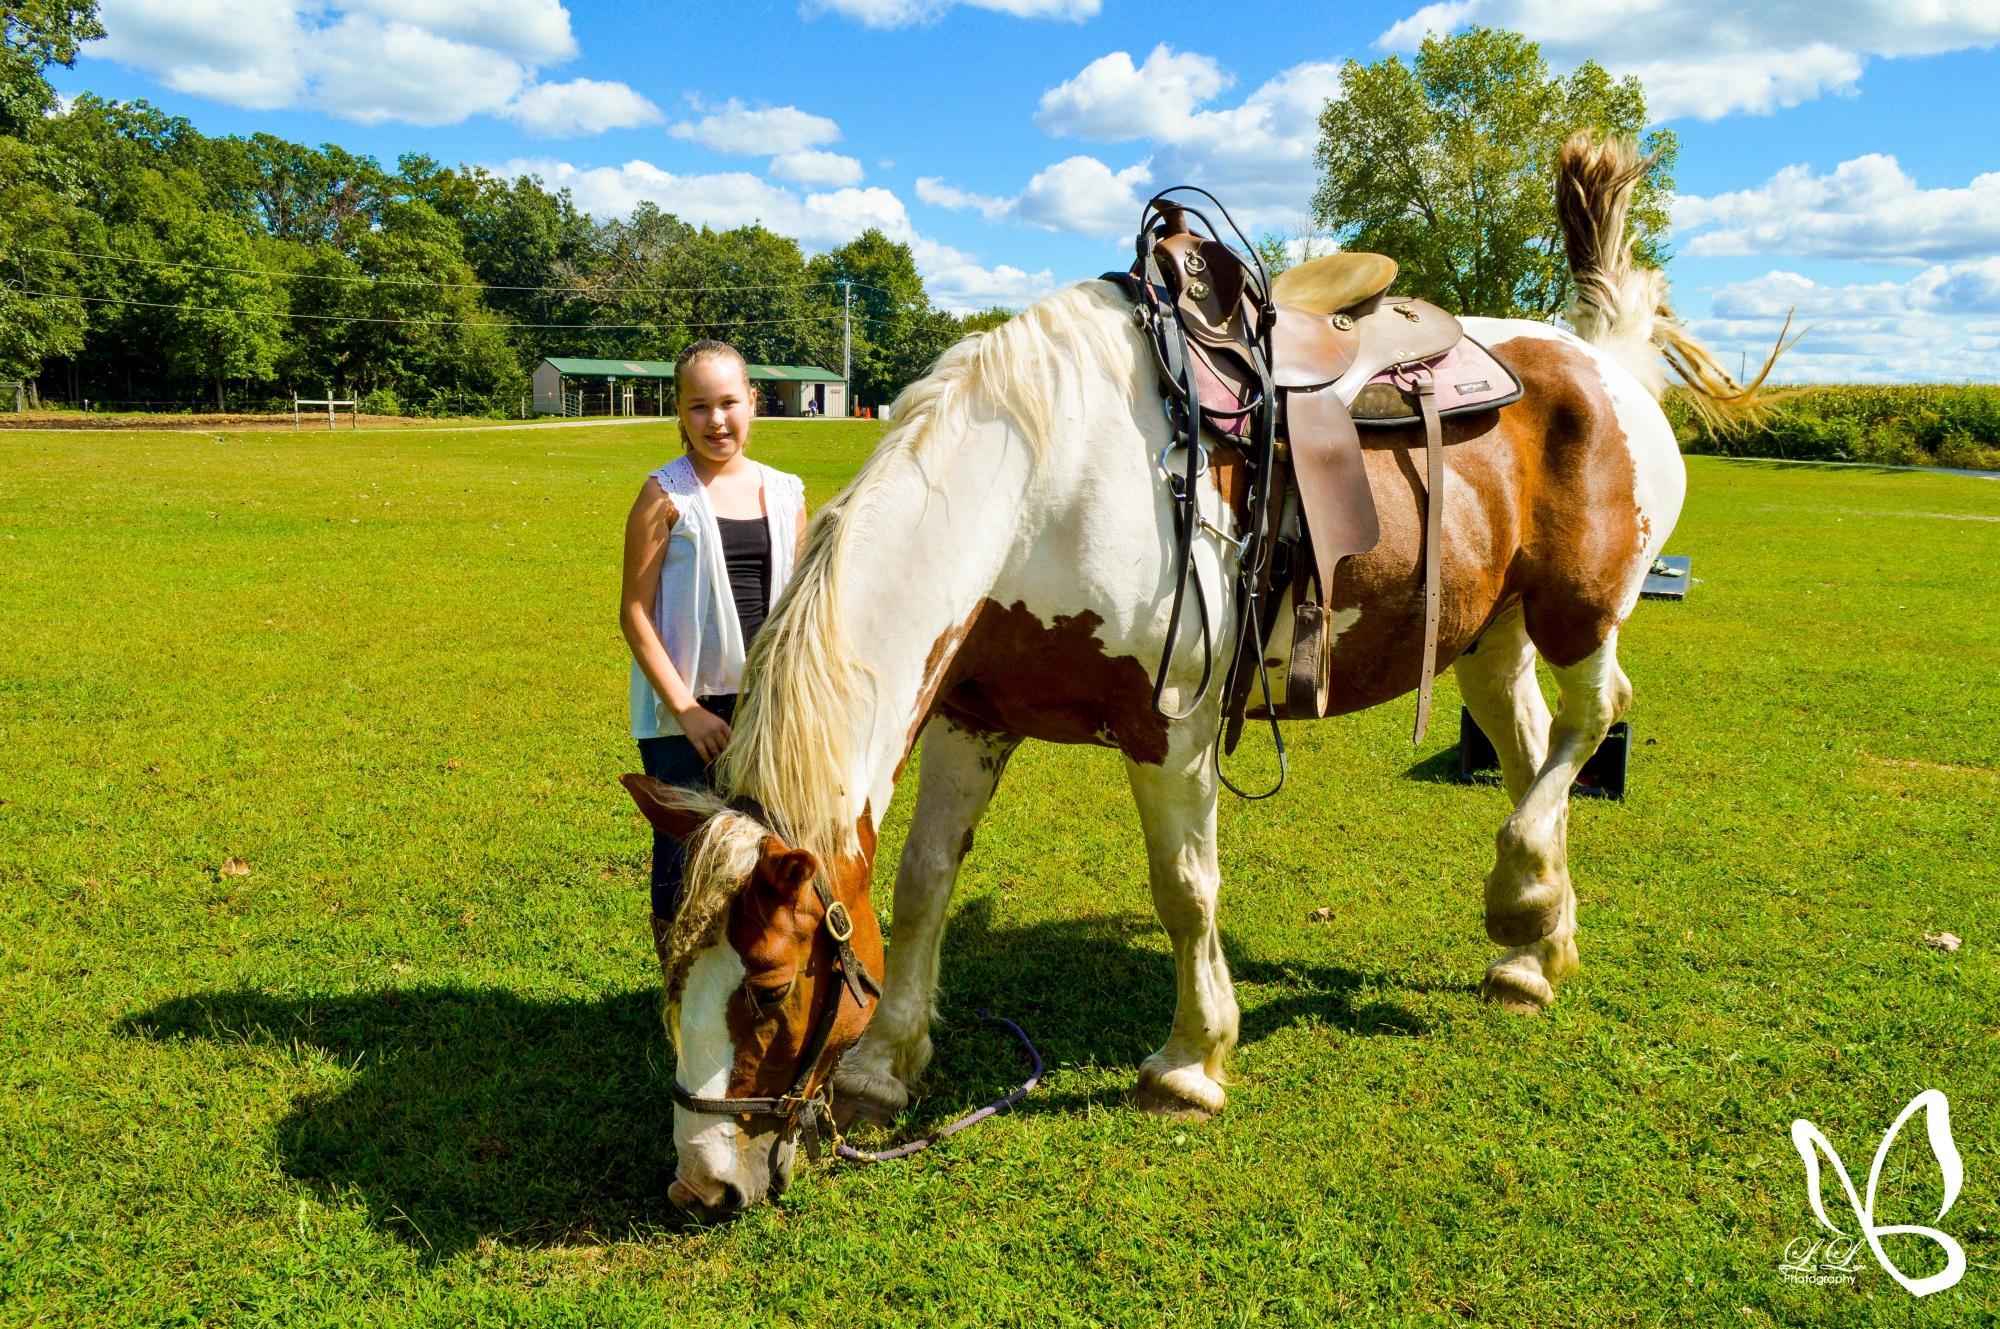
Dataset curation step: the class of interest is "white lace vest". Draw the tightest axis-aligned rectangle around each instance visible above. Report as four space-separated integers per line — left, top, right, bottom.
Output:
629 456 804 739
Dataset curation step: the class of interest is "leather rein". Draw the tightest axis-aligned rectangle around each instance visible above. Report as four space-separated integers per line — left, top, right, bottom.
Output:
1112 188 1290 800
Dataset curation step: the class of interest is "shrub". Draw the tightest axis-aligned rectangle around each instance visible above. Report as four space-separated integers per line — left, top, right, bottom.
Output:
1669 384 2000 471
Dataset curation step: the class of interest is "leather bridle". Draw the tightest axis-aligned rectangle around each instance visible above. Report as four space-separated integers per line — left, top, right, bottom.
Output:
669 869 882 1152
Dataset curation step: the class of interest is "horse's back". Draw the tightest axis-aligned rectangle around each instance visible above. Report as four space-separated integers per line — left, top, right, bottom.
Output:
1307 321 1681 712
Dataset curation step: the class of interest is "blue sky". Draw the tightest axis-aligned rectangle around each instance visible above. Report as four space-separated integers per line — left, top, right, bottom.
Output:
53 0 2000 381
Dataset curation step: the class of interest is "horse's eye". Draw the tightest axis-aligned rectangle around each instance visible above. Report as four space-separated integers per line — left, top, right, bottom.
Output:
745 977 795 1014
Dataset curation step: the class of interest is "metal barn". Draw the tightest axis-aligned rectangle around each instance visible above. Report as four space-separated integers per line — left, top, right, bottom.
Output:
532 358 847 418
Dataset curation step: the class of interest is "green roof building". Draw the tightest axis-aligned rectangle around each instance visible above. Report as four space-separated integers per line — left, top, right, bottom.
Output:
531 358 847 418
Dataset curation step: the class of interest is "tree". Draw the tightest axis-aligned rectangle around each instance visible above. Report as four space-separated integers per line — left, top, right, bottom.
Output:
807 230 958 407
1 0 103 134
151 210 283 408
0 137 88 381
1311 27 1676 320
1252 233 1293 279
956 307 1014 336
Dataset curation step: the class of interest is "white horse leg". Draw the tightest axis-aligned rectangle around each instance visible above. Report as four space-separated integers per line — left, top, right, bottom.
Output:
1480 629 1632 1012
833 717 1019 1125
1125 727 1238 1119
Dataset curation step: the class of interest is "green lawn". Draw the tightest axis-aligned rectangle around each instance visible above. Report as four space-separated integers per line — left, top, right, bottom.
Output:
1 423 1995 1326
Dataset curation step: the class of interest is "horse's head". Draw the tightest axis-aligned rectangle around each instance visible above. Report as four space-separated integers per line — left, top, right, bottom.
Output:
621 774 883 1220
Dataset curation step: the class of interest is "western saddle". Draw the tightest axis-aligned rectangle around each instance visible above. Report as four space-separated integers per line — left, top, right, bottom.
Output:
1107 191 1521 792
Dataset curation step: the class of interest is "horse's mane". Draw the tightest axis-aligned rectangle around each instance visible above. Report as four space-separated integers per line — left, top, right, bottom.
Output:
690 280 1134 888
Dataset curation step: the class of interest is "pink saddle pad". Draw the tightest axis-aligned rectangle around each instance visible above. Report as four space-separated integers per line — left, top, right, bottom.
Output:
1360 336 1521 420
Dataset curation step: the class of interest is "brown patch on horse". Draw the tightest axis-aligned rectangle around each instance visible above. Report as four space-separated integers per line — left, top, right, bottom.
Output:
1486 335 1644 667
1206 442 1250 517
721 814 884 1101
897 606 987 778
1259 334 1641 716
937 599 1171 765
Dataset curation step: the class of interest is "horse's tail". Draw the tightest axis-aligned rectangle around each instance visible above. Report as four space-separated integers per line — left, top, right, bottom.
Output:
1556 132 1793 433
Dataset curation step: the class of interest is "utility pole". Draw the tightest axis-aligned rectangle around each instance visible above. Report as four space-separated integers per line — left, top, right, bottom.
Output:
842 280 852 413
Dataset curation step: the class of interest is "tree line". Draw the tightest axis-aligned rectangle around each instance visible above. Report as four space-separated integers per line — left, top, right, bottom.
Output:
0 30 997 415
2 8 1675 418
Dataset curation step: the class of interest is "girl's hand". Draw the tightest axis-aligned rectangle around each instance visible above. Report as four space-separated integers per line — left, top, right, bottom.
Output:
676 704 734 763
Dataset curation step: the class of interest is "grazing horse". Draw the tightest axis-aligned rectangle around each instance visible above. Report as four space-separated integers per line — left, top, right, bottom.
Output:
625 138 1765 1218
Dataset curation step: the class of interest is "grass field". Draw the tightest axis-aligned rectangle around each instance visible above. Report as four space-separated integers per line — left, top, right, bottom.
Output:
2 421 1996 1326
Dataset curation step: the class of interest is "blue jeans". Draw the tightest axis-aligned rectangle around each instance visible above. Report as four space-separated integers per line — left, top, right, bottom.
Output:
637 694 736 920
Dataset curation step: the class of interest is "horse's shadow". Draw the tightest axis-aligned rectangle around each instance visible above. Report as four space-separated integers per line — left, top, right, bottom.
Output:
120 897 1440 1256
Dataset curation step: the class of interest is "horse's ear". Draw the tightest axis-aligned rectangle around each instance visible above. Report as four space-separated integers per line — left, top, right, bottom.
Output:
751 844 818 911
619 774 709 843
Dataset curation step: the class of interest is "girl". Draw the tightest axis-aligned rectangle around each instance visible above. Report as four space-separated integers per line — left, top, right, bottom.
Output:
620 341 808 931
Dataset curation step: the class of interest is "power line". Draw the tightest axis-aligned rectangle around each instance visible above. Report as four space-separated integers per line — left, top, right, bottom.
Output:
21 247 939 308
19 244 852 297
16 289 875 331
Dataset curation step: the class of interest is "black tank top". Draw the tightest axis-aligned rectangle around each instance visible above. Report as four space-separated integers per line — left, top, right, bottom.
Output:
715 515 771 647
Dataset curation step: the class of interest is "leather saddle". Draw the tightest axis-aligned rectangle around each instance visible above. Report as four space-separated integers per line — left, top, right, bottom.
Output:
1118 229 1522 747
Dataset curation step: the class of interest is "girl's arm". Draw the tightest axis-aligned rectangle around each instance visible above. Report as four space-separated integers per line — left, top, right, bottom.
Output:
621 479 732 758
795 503 809 560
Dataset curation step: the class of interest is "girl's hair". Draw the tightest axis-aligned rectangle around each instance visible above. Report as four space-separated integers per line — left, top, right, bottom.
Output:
674 340 751 394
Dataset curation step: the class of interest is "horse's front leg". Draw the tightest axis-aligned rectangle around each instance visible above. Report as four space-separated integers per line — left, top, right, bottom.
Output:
833 716 1020 1128
1125 723 1238 1119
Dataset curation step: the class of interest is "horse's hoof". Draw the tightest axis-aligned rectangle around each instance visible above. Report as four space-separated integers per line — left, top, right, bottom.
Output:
1133 1060 1225 1119
1481 965 1555 1013
1131 1082 1215 1121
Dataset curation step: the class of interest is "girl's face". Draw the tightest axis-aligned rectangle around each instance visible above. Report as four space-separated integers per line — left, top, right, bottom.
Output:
677 357 754 466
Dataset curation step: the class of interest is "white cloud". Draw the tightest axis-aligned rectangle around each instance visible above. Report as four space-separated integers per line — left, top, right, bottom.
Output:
1377 1 2000 120
770 150 865 187
922 155 1151 239
1034 45 1232 140
1616 44 1864 123
492 157 1060 315
1013 48 1343 228
809 0 1098 28
915 176 1008 221
669 99 842 155
307 16 526 126
505 78 662 138
1011 156 1151 237
340 0 576 62
1688 264 2000 383
1674 156 2000 263
922 49 1341 237
95 0 309 109
912 237 1060 312
92 0 617 127
494 157 915 248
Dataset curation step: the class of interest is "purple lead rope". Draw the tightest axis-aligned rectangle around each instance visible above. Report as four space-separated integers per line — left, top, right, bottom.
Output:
834 1010 1043 1163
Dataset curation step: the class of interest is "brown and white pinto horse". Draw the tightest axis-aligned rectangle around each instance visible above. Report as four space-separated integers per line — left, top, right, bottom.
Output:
626 139 1766 1218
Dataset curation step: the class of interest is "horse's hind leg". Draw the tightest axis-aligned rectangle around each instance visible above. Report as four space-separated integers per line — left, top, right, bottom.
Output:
1125 727 1237 1119
833 717 1020 1127
1478 625 1632 1012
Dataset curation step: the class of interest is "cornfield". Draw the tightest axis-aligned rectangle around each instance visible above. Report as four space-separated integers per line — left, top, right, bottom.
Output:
1665 383 2000 470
